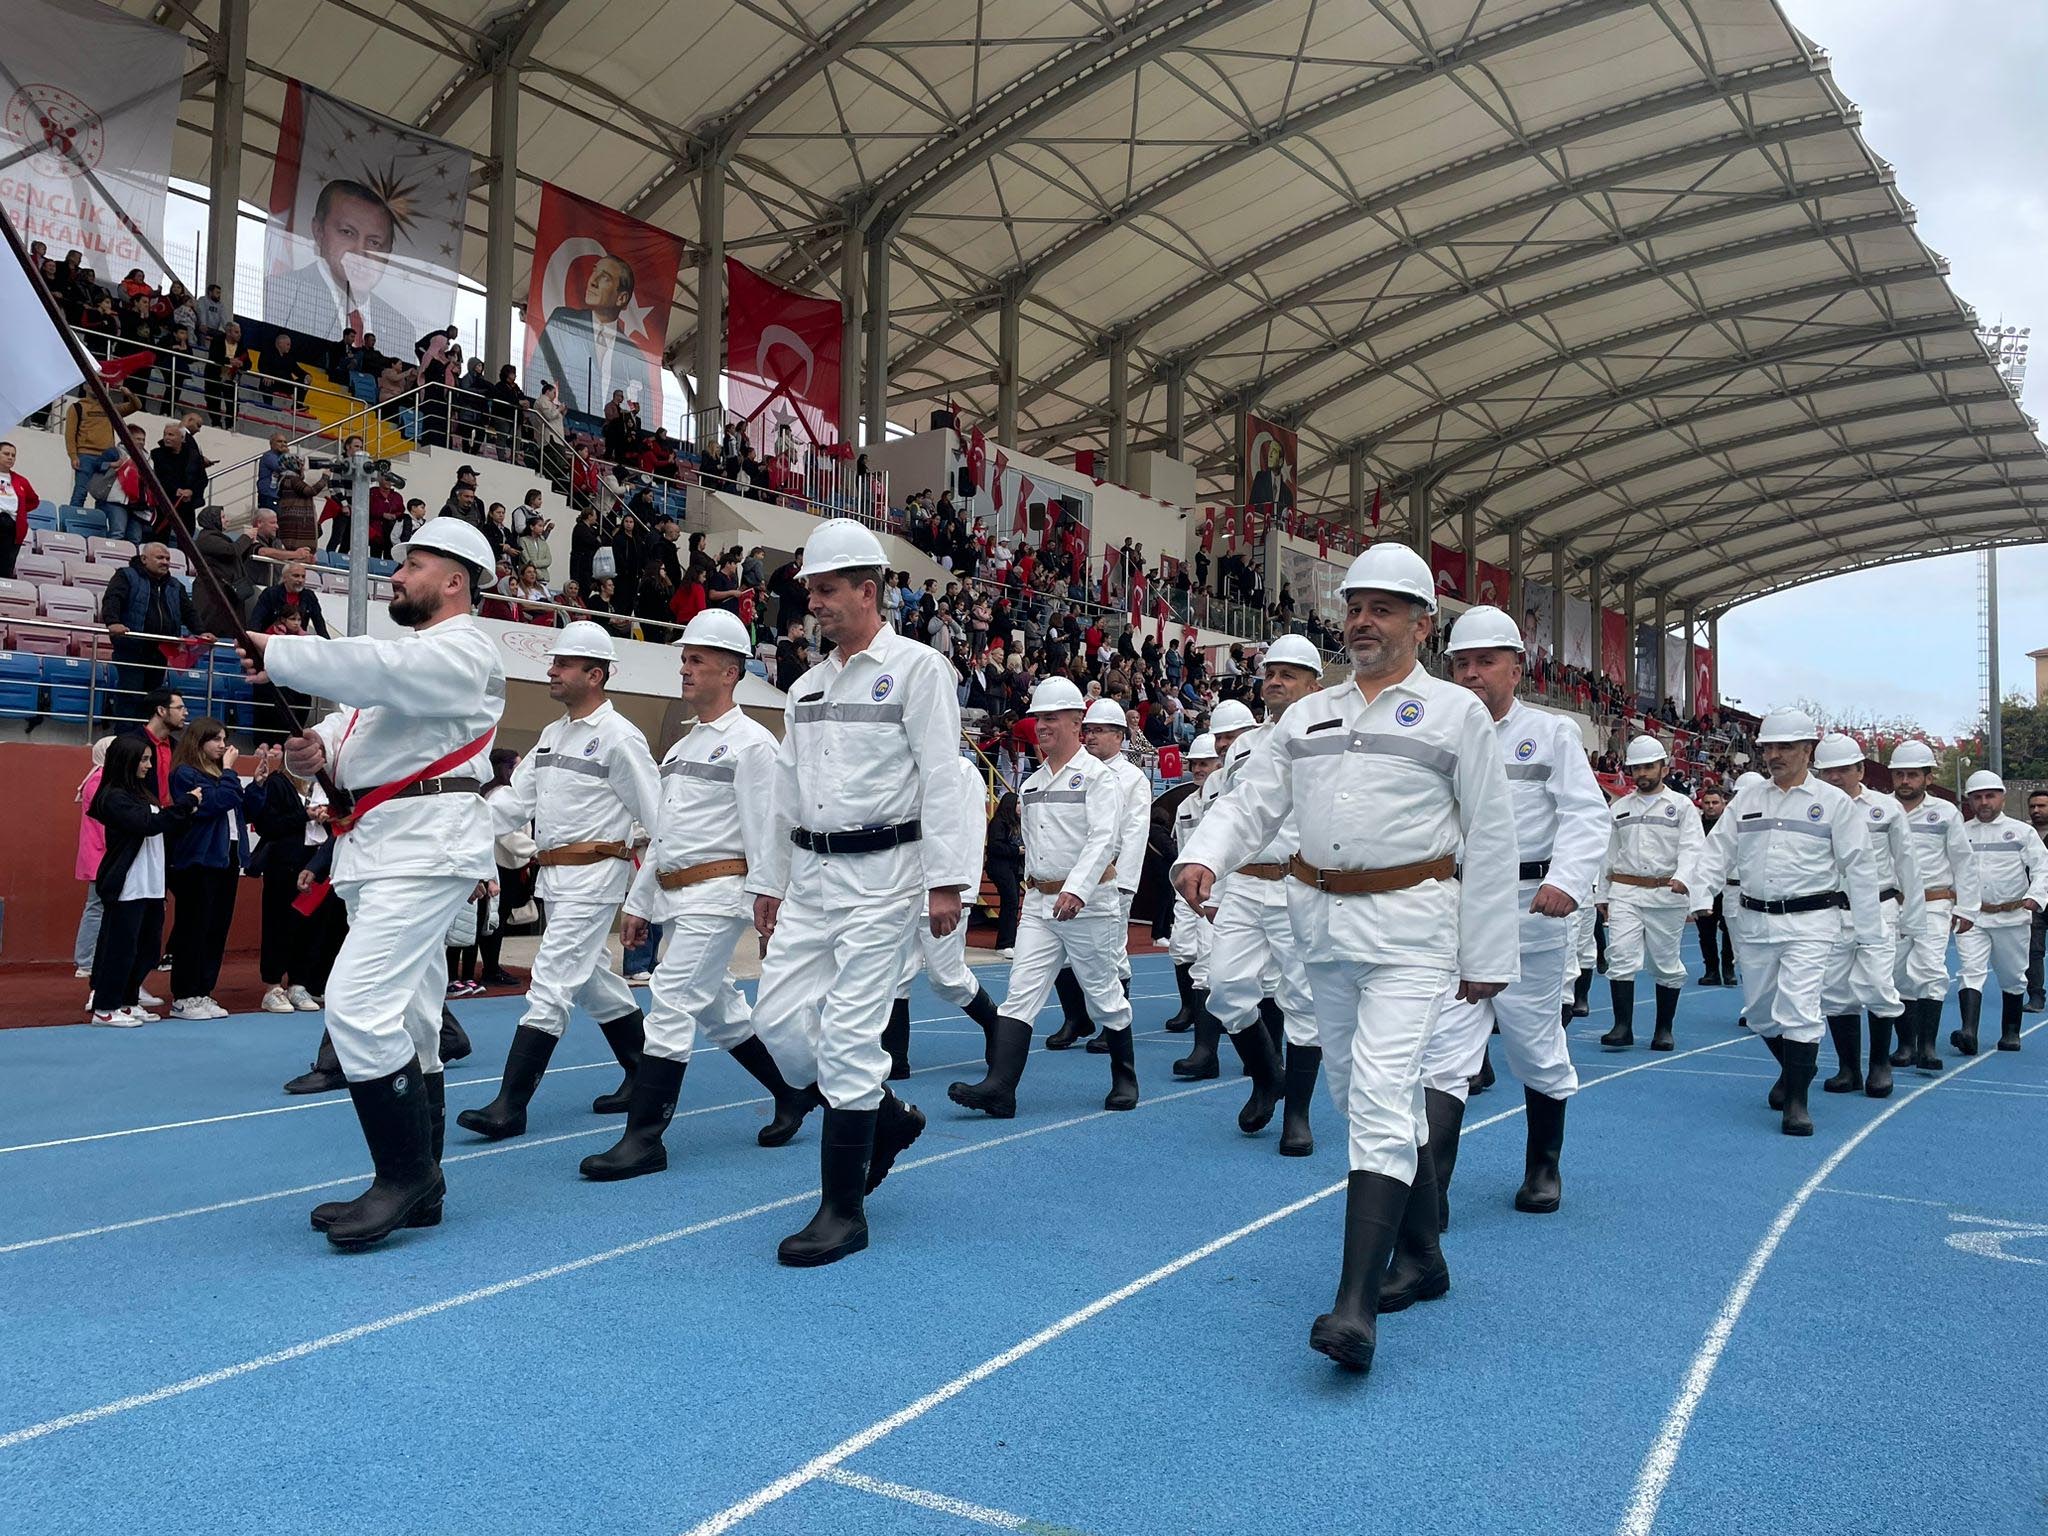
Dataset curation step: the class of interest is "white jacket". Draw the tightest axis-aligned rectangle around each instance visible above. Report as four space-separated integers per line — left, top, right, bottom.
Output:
1598 786 1704 909
1020 748 1126 916
491 699 661 905
626 705 781 923
1964 813 2048 928
1842 787 1924 937
1691 772 1880 945
1102 751 1151 898
1492 700 1610 953
1219 723 1301 908
1898 793 1981 919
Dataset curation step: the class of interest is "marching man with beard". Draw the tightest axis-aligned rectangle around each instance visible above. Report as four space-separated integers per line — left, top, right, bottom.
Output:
746 520 971 1268
238 520 504 1248
1419 606 1607 1226
1884 741 1977 1070
1597 735 1703 1051
457 621 662 1142
1175 543 1518 1377
1952 770 2047 1056
579 610 816 1179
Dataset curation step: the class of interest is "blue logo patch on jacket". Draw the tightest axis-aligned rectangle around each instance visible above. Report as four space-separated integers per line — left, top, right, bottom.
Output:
1807 804 1824 821
583 737 599 756
872 674 895 702
1395 700 1424 727
1515 739 1536 760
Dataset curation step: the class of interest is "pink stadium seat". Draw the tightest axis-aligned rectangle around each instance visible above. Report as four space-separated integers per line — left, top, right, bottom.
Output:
165 548 188 574
87 537 136 564
0 579 39 621
39 585 98 626
9 618 71 657
34 531 86 558
13 552 66 586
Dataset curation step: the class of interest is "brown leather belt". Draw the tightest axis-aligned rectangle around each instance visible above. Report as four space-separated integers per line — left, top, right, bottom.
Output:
1029 862 1115 897
1287 852 1455 896
1236 861 1288 881
535 839 633 867
657 857 748 891
1925 886 1957 903
1981 898 2028 914
1609 871 1675 890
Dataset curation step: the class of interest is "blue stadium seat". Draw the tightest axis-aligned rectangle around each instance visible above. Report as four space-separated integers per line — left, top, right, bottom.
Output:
0 651 39 717
57 504 111 538
167 666 211 711
38 655 95 721
315 551 346 570
26 505 57 532
212 671 255 731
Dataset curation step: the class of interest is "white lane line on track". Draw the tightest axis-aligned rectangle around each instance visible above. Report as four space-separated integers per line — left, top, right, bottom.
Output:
1613 1018 2048 1536
820 1468 1087 1533
1815 1187 1953 1209
0 990 1174 1157
0 1076 1236 1452
675 1033 1749 1536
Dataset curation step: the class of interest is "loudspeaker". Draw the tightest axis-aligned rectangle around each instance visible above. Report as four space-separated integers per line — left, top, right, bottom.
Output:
930 409 956 432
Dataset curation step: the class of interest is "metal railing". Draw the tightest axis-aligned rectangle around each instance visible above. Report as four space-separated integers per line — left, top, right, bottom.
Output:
0 620 258 732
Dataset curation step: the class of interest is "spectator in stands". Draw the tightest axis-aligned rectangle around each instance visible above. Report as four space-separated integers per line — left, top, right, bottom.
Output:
508 561 556 626
149 423 207 533
86 734 201 1026
196 282 226 339
367 469 402 559
192 507 251 635
527 381 567 469
256 433 289 510
164 718 250 1019
480 557 520 622
102 548 204 720
569 506 602 593
204 320 248 427
584 574 632 640
441 484 486 530
239 506 303 598
273 452 327 552
986 789 1024 956
389 496 423 550
129 686 185 802
252 562 331 638
261 331 307 411
64 382 143 506
0 441 38 580
775 618 810 691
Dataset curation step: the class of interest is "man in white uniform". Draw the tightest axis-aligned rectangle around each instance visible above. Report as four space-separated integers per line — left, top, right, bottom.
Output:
950 679 1135 1118
240 519 504 1249
886 754 1002 1078
747 520 971 1268
1885 741 1977 1070
1420 607 1607 1227
1176 544 1518 1377
1690 709 1880 1136
1727 769 1766 1030
1171 700 1256 1079
1200 634 1325 1152
457 622 663 1141
1813 734 1921 1099
1953 770 2048 1056
581 611 816 1179
1598 735 1703 1051
1162 733 1222 1033
1074 698 1151 1059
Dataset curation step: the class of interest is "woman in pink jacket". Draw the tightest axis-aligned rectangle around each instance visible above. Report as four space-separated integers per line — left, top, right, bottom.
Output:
73 737 110 977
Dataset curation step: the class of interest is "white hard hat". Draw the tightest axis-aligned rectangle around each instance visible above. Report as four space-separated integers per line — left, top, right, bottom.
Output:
1083 698 1128 730
1445 604 1524 653
1260 633 1324 674
1888 739 1938 771
1623 734 1668 767
1210 698 1257 734
551 619 617 661
1736 771 1767 792
1028 676 1087 715
1337 543 1436 611
1813 733 1865 771
796 518 887 577
679 609 752 656
407 517 497 589
1188 732 1219 761
1965 770 2006 796
1757 706 1821 743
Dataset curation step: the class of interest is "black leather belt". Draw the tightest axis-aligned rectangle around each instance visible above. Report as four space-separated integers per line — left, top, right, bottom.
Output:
1880 886 1902 903
369 777 485 802
1739 891 1847 916
1520 858 1552 882
791 819 922 855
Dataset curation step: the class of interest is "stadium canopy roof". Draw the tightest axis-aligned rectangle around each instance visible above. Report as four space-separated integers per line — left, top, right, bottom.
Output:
141 0 2047 617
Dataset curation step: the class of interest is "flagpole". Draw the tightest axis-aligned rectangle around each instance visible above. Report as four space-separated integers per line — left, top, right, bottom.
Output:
0 206 343 800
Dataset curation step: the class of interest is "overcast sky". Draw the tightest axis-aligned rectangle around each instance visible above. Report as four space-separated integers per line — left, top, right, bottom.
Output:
1718 0 2048 735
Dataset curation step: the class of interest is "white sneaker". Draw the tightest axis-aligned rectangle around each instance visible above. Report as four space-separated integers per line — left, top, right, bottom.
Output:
287 985 322 1011
169 998 214 1020
120 1006 160 1024
90 1009 144 1028
74 966 90 979
138 987 163 1007
262 985 295 1014
197 997 229 1018
624 971 652 985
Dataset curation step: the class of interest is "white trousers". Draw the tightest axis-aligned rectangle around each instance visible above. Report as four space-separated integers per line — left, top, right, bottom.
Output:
1606 896 1688 988
1168 895 1213 984
522 898 640 1037
1303 959 1450 1181
896 917 979 1009
1895 898 1955 1001
1958 920 2030 995
1822 902 1903 1016
1737 937 1831 1043
329 875 477 1081
643 911 755 1063
752 891 922 1112
1208 885 1316 1046
1424 943 1577 1103
1566 902 1598 981
1115 890 1135 983
998 893 1131 1033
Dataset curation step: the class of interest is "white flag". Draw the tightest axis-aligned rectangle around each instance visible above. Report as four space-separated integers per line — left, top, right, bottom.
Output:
0 217 79 430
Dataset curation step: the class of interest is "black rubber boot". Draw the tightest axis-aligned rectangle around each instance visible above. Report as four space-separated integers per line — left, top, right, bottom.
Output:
1823 1014 1863 1093
1163 963 1197 1032
1951 988 1982 1057
1889 999 1917 1066
1308 1171 1407 1372
948 1015 1033 1119
1570 971 1591 1018
962 988 1002 1063
1227 1021 1284 1134
1601 978 1635 1048
1650 985 1680 1051
1087 976 1131 1054
323 1059 445 1250
777 1107 874 1267
438 1007 472 1066
1259 997 1285 1056
455 1025 559 1141
865 1088 926 1193
1104 1027 1139 1111
1865 1013 1896 1099
1172 1005 1222 1080
726 1035 819 1147
1044 968 1095 1049
1378 1144 1451 1314
592 1009 646 1113
882 996 912 1081
1279 1043 1321 1156
283 1029 345 1095
1764 1034 1787 1111
1998 991 2024 1051
1779 1039 1819 1137
1515 1089 1566 1214
1424 1088 1465 1233
313 1070 447 1233
1913 996 1945 1072
1470 1044 1495 1094
581 1054 687 1180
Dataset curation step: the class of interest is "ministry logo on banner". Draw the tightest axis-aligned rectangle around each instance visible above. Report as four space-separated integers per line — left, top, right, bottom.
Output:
264 79 474 351
524 182 684 419
0 0 183 280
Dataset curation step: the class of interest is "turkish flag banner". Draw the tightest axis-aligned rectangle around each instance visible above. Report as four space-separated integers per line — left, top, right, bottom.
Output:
524 182 684 422
992 449 1010 512
726 257 843 449
967 426 987 493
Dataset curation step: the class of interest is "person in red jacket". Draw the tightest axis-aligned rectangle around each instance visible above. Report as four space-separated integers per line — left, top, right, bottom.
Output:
0 441 40 581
